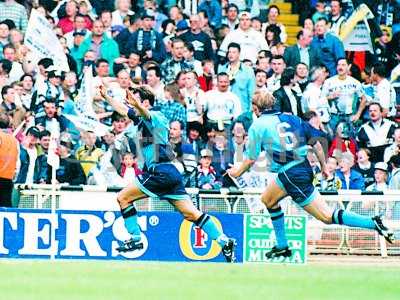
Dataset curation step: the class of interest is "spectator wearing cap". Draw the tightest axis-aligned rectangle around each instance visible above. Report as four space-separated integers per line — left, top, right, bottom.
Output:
335 152 365 190
76 19 120 75
160 38 192 84
0 112 18 207
180 14 215 61
197 148 222 190
34 67 65 119
357 102 397 163
112 0 134 27
58 0 92 34
175 19 189 36
198 0 222 29
69 29 88 70
0 0 28 32
222 4 239 30
0 21 10 60
15 126 41 184
310 18 345 76
3 44 23 83
219 11 269 64
65 14 91 50
125 11 166 64
366 162 389 192
283 29 320 69
218 42 256 114
47 137 86 185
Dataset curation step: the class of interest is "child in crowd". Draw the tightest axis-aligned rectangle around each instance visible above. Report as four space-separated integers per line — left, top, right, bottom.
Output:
120 152 142 185
314 156 342 191
197 149 222 190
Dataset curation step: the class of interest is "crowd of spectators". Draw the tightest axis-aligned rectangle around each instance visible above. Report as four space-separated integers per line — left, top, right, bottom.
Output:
2 0 400 208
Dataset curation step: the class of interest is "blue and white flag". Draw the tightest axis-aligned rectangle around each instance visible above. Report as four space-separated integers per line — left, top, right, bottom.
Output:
64 69 111 136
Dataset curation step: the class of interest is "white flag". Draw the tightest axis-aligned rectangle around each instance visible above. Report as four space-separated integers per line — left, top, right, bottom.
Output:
47 129 60 170
24 9 70 72
64 68 111 136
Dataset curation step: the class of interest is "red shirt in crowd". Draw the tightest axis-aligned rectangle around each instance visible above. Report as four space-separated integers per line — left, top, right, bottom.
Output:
58 16 93 34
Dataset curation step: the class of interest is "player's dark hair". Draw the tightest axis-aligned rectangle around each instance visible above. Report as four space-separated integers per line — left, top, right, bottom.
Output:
147 66 161 78
95 58 109 68
369 102 383 112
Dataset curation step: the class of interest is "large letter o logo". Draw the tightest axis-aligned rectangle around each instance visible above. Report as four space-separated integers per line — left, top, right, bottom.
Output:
179 216 222 260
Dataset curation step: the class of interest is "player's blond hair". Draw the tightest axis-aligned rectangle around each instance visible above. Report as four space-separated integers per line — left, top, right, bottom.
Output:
252 90 276 111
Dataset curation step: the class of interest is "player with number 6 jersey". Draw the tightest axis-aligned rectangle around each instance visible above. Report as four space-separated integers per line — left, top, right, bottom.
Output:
228 90 394 259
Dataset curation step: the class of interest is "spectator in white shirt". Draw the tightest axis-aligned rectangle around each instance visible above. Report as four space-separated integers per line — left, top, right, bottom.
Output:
371 62 396 118
2 44 24 83
219 11 269 64
111 0 134 27
203 72 242 131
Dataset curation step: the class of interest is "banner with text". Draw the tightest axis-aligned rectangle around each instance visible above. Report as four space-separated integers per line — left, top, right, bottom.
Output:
24 9 70 72
0 209 243 262
244 214 307 264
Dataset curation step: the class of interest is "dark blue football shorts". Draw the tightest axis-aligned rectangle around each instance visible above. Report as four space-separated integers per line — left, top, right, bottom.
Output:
134 163 190 201
275 159 318 207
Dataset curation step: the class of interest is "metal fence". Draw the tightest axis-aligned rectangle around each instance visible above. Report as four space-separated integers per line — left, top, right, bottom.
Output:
15 185 400 257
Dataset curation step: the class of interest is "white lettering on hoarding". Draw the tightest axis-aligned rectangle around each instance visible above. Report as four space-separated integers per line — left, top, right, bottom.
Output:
18 213 58 256
0 212 17 254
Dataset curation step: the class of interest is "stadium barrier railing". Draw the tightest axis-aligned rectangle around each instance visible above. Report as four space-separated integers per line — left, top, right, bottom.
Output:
14 184 400 257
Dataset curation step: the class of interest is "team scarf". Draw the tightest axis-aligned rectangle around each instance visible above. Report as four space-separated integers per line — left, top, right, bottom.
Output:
137 29 157 52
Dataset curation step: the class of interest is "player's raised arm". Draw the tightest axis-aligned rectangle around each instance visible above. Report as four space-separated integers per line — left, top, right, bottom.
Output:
312 141 328 177
99 85 128 117
126 89 151 120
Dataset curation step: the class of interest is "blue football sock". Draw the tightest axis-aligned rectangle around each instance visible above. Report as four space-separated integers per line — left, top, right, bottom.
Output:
332 209 375 229
121 205 141 241
195 214 228 247
268 206 288 249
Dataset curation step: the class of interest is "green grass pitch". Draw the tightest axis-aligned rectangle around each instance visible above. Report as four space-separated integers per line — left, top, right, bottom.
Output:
1 260 398 300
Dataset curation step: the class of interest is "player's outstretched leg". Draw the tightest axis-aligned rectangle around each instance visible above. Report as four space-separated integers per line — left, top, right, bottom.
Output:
116 183 148 252
261 180 292 259
173 199 237 262
304 194 395 244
